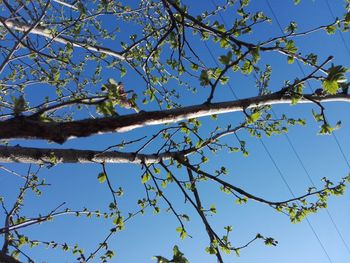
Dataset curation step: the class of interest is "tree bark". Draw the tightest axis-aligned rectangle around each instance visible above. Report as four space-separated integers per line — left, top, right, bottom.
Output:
0 146 173 164
0 252 21 263
0 16 126 61
0 93 348 143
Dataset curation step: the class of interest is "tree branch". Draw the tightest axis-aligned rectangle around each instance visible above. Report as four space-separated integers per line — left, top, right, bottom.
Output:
0 252 21 263
0 145 168 164
0 16 126 61
0 122 246 164
0 93 348 143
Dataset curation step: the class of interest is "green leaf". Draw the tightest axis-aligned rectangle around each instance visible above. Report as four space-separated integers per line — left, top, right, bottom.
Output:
176 226 183 233
285 40 297 53
12 95 26 116
77 2 86 15
251 47 260 63
96 100 117 116
325 25 336 35
219 76 229 84
224 225 233 232
176 227 187 240
120 66 127 77
325 64 348 91
51 67 60 81
116 187 124 196
210 204 217 214
220 38 230 49
264 237 278 246
287 56 294 64
199 70 210 86
323 79 338 94
201 156 209 163
113 215 124 227
344 12 350 24
241 61 253 75
190 63 199 71
161 180 167 188
205 246 217 255
105 250 115 259
285 22 297 33
247 111 261 123
97 172 107 183
141 173 151 184
219 51 233 65
240 0 250 7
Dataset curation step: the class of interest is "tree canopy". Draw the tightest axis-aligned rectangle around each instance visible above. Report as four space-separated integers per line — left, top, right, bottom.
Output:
1 0 350 262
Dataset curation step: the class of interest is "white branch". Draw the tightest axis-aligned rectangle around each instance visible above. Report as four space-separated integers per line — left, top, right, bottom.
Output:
0 16 126 60
0 146 173 164
0 93 349 143
52 0 78 10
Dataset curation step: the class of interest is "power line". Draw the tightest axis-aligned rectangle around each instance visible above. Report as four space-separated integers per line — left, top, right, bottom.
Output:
320 0 350 252
203 41 241 102
265 0 350 175
259 139 333 263
267 0 350 172
204 0 347 261
332 132 350 169
265 0 314 93
268 0 350 171
203 41 239 99
322 0 350 170
203 32 334 259
323 0 350 57
266 0 350 256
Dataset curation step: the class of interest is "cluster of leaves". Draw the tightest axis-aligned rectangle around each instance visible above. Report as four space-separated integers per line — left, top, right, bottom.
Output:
275 175 350 223
153 245 189 263
322 64 349 94
1 0 350 262
96 78 138 116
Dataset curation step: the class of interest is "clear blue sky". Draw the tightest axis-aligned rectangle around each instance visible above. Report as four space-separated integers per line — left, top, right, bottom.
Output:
1 0 350 262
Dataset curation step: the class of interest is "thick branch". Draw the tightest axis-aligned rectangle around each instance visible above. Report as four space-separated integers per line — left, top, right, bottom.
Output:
0 252 21 263
0 123 244 164
0 93 348 143
0 146 170 164
0 16 126 60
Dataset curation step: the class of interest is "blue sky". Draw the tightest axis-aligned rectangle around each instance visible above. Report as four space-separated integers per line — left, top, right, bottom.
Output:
1 0 350 262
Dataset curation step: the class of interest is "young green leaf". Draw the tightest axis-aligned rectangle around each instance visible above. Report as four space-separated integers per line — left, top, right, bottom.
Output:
141 173 151 184
97 172 107 183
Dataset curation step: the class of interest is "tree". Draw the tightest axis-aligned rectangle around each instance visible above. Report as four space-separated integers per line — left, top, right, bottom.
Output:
1 0 350 262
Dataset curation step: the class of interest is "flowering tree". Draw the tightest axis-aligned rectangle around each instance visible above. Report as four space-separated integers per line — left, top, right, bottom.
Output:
1 0 350 262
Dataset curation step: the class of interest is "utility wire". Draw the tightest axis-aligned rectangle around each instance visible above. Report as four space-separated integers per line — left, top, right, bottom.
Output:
332 132 350 169
259 139 333 263
204 0 343 261
203 41 239 100
323 0 350 57
264 0 313 93
322 0 350 170
267 0 350 171
320 0 350 251
266 0 350 256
